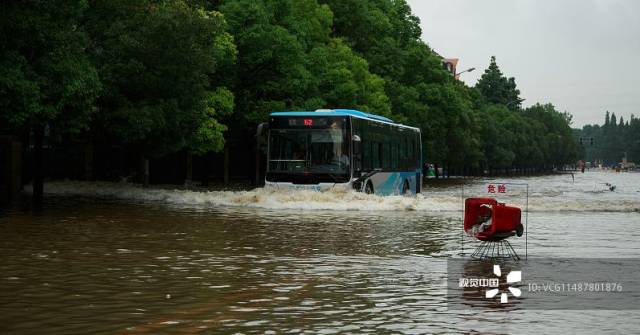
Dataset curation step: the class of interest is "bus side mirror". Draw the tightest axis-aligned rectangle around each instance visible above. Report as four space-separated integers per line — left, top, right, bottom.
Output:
353 135 362 171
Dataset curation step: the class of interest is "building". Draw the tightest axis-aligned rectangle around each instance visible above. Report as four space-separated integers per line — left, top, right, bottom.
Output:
442 58 459 79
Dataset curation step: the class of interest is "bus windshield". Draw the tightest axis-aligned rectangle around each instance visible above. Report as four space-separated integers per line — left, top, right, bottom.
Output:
269 127 349 174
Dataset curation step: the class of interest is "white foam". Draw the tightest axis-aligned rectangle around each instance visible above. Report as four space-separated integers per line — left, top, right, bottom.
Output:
36 181 458 212
32 174 640 213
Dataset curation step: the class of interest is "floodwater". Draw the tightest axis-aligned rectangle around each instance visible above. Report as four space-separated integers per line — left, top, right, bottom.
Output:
1 171 639 334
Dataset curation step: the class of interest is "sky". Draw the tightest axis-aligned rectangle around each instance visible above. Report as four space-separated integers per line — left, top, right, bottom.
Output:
406 0 640 127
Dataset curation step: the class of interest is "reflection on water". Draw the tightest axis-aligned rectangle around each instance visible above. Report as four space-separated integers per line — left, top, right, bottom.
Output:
1 171 639 334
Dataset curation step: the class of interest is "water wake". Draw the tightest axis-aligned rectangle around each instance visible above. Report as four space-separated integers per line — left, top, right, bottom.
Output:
37 181 458 212
34 180 640 213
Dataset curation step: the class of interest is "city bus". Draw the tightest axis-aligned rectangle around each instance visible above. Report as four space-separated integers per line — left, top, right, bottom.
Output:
265 109 422 195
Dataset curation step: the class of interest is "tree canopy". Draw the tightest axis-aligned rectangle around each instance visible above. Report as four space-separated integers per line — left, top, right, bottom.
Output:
0 0 101 134
576 112 640 166
218 0 392 126
475 56 523 110
0 0 580 183
86 0 236 156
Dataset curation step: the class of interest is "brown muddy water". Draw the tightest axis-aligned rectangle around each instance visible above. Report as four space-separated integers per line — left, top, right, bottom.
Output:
1 171 639 334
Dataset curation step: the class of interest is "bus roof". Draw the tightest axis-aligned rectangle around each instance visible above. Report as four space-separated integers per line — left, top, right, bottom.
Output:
270 109 420 131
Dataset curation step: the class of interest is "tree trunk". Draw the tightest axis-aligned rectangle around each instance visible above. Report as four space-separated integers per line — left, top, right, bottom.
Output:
223 145 230 184
32 125 44 206
185 151 193 185
84 142 93 181
141 156 149 187
201 153 210 187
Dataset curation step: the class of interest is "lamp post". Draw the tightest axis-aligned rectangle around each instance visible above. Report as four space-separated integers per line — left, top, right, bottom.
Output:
455 67 475 77
505 99 525 109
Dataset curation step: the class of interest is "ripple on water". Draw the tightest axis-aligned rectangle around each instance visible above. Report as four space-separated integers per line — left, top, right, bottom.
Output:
2 172 639 333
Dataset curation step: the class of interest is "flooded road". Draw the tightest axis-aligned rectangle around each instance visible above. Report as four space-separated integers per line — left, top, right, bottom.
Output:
1 171 639 334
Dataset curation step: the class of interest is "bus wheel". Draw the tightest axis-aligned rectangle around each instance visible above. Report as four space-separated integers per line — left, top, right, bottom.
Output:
401 180 410 195
365 182 374 194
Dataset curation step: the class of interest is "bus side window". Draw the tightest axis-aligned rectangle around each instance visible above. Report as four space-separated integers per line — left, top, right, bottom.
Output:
381 142 388 169
405 136 410 170
406 136 413 170
372 142 380 169
391 142 398 169
363 141 371 170
400 137 406 170
413 135 419 170
409 137 414 170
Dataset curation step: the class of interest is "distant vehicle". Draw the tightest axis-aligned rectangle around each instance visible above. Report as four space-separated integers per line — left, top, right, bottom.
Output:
264 109 422 195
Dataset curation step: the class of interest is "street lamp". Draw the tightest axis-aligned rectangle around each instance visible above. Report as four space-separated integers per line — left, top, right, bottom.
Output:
505 99 525 108
455 67 475 77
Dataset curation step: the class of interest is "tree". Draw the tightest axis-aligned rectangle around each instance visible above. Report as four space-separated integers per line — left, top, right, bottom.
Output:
629 115 640 162
219 0 393 125
319 0 474 172
2 0 585 190
522 103 578 168
479 105 516 170
308 38 391 116
220 0 319 125
475 56 523 110
86 0 236 184
0 0 101 202
576 111 640 166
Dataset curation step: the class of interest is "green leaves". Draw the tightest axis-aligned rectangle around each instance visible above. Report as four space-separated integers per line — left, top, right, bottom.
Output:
189 87 234 154
308 38 391 117
0 0 579 173
577 112 639 166
472 99 578 170
0 0 101 133
87 0 236 155
220 0 393 127
475 56 523 110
